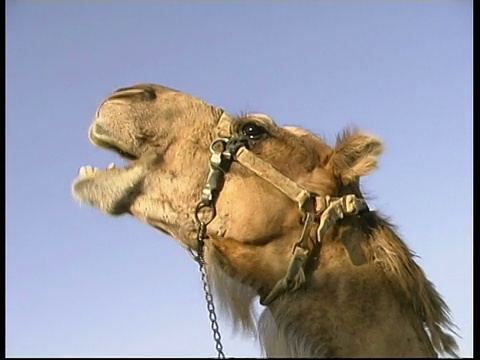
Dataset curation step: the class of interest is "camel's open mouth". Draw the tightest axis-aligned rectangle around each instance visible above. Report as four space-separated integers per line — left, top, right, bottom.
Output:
95 139 138 161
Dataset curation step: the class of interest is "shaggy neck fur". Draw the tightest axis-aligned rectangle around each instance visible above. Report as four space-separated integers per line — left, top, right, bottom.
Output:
205 210 458 358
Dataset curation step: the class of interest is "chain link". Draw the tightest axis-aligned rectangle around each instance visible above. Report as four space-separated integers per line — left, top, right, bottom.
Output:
194 221 226 359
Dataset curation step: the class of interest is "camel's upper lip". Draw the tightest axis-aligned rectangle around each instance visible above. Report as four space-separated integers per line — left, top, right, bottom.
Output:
88 124 138 161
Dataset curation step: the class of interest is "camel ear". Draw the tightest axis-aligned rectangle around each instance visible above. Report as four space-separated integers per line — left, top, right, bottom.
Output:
330 129 383 184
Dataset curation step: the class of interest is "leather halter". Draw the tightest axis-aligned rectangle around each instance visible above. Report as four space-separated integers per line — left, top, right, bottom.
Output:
195 112 369 305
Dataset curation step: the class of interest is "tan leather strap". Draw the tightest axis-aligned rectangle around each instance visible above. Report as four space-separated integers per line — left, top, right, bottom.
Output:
216 111 234 138
235 147 313 211
216 111 313 211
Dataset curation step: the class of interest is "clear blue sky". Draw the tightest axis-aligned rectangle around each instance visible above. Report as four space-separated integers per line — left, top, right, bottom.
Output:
6 1 472 358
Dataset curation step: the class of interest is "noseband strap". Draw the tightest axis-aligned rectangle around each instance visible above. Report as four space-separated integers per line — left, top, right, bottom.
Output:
236 147 313 210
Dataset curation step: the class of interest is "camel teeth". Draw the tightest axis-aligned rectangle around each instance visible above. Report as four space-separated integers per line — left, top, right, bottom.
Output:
107 162 116 169
79 165 96 177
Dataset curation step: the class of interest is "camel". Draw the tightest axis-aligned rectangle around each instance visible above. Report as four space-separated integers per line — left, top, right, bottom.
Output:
72 84 459 358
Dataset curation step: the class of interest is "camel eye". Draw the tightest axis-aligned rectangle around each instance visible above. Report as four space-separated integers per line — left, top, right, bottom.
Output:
242 122 267 140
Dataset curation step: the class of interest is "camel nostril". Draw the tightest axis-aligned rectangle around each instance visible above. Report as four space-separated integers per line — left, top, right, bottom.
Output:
108 85 157 102
95 86 158 120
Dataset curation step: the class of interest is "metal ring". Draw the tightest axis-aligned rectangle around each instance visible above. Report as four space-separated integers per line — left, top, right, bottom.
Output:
194 201 216 225
210 138 229 154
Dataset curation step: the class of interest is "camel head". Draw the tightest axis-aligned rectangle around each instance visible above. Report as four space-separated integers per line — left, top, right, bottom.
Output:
72 83 382 250
72 83 458 358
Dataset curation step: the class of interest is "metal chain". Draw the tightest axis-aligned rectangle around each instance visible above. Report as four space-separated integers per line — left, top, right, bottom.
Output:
189 136 246 359
194 221 226 359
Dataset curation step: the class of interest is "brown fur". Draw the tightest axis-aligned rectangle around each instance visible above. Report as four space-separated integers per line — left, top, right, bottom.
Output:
72 84 459 357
